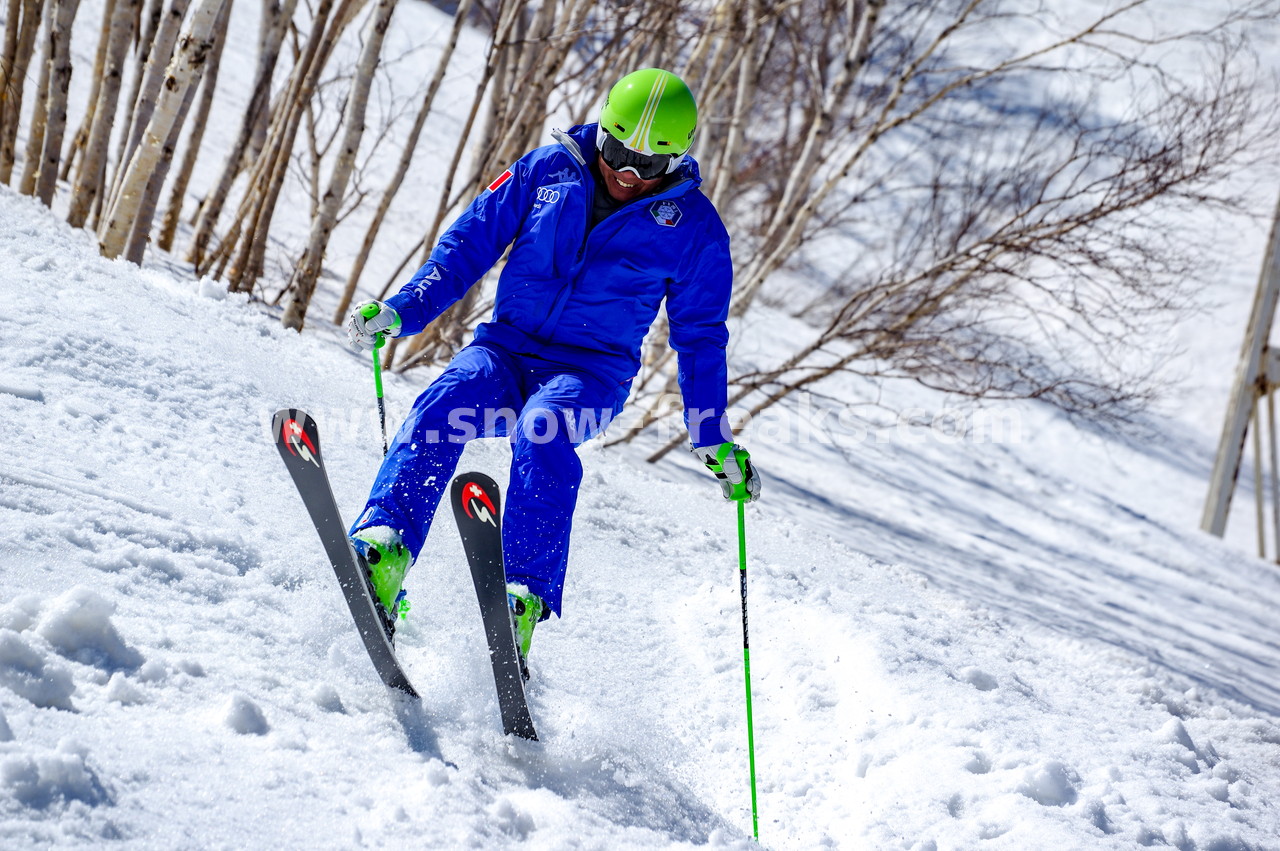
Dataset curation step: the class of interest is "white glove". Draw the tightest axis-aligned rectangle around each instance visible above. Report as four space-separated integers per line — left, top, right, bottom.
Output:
347 301 401 351
692 442 761 502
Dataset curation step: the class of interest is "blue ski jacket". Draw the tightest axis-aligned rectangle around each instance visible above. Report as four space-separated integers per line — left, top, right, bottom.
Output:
384 123 733 446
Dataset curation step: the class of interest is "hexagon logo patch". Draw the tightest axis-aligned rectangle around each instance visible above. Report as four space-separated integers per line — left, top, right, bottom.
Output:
650 200 682 227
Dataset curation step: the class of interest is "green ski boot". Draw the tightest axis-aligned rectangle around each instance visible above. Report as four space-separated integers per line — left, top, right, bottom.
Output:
506 583 544 681
351 526 412 631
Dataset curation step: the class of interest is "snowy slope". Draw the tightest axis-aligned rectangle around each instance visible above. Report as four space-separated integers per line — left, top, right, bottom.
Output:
2 0 1280 845
3 168 1280 849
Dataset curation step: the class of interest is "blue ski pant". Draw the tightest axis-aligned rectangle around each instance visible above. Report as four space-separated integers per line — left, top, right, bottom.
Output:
351 342 628 617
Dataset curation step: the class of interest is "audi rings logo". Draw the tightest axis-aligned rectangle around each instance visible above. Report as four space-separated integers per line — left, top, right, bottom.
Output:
536 187 561 204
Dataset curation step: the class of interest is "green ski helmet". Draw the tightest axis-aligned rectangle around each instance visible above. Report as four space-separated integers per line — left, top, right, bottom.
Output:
598 68 698 159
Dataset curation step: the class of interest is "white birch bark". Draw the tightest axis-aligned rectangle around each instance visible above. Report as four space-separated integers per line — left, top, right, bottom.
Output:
67 0 141 227
122 68 197 262
332 0 474 322
0 0 41 183
0 0 27 176
0 0 22 112
60 0 118 182
186 0 297 268
731 0 884 315
104 0 191 215
110 0 164 181
706 0 760 212
33 0 82 205
281 0 398 331
17 0 55 195
224 0 363 291
156 0 231 251
99 0 226 259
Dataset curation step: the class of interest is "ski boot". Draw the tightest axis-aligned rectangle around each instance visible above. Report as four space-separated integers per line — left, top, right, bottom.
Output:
351 526 411 641
506 583 544 682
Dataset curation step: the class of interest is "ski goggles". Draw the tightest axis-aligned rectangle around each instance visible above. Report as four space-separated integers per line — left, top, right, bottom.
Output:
596 126 684 180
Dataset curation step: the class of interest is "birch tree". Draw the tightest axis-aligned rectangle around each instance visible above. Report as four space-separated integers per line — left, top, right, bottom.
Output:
331 0 475 322
377 0 524 371
211 0 368 291
633 0 1279 460
31 0 81 205
0 0 25 157
185 0 298 268
103 0 192 214
67 0 141 228
0 0 44 184
155 0 231 251
17 0 55 195
99 0 227 259
60 0 118 182
109 0 165 192
281 0 399 330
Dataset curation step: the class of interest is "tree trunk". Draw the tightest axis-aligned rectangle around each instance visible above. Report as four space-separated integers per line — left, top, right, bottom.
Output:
17 0 55 195
156 0 230 251
221 0 340 289
108 0 163 182
223 0 365 292
67 0 140 227
122 63 199 262
99 0 226 259
0 0 41 184
33 0 82 205
394 0 578 368
281 0 398 331
381 0 521 367
104 0 191 214
0 0 23 130
731 0 883 316
332 0 474 322
186 0 296 269
706 0 759 212
60 0 118 182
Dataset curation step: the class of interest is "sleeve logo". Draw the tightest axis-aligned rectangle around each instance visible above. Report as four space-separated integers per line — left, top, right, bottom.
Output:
650 200 682 227
487 169 514 192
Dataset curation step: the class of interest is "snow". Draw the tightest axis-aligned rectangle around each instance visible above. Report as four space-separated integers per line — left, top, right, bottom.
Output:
2 183 1279 848
1 0 1279 847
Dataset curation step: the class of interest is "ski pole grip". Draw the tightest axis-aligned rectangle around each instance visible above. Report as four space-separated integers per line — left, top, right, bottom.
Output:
361 302 386 350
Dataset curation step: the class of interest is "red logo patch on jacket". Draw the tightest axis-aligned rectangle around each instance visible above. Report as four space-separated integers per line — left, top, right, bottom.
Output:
487 170 513 192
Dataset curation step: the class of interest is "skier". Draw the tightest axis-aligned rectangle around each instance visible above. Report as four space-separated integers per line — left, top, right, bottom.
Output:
345 68 760 671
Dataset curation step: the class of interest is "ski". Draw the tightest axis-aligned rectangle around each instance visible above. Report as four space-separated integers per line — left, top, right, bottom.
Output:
272 409 419 698
451 472 538 740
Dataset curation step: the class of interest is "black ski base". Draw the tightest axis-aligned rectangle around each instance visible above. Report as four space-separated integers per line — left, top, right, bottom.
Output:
273 409 419 698
451 472 538 740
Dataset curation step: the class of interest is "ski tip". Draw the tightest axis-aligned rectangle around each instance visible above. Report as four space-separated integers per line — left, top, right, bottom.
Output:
272 407 313 430
274 409 322 464
451 471 501 493
452 472 502 522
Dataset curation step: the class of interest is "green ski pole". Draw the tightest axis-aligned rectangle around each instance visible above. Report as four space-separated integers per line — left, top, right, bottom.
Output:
737 497 760 840
360 303 389 457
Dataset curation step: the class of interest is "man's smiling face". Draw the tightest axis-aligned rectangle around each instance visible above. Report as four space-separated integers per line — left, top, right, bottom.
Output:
597 154 664 203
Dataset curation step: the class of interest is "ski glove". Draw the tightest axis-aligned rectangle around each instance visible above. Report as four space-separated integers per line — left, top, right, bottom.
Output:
347 301 402 351
692 442 760 502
